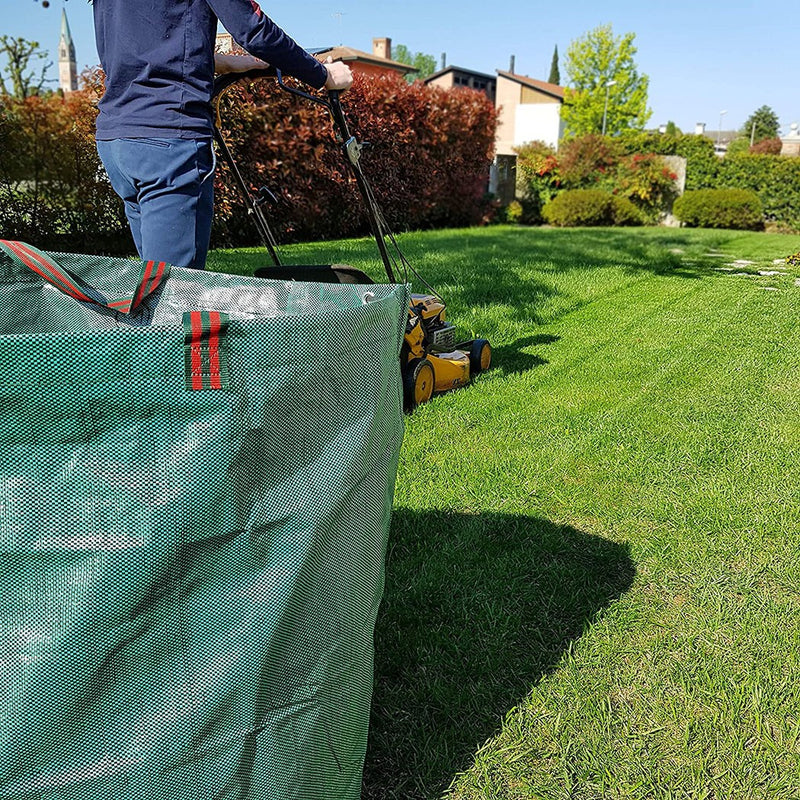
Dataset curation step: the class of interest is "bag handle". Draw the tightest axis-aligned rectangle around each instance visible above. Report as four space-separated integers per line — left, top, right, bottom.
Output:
0 239 169 314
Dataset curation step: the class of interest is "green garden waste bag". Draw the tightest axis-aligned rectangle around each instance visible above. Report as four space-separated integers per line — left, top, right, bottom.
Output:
0 241 408 800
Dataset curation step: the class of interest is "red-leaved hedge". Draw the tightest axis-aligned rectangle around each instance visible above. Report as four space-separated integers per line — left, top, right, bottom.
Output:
212 72 497 246
0 70 497 254
0 76 130 253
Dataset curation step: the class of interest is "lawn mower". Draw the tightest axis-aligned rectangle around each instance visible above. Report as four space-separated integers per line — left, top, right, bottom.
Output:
212 66 491 411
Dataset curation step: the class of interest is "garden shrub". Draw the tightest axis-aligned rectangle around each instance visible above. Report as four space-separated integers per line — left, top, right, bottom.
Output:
0 70 497 254
725 138 751 157
542 189 643 227
673 188 763 230
500 200 524 224
514 140 559 221
557 134 622 190
213 72 497 245
749 137 782 155
0 72 129 253
614 152 678 220
610 195 646 226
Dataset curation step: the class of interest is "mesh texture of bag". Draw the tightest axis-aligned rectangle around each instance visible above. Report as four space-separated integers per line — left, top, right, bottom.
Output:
0 242 408 800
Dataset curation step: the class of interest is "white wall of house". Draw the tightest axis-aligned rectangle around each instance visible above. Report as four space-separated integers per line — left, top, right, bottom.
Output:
514 104 565 150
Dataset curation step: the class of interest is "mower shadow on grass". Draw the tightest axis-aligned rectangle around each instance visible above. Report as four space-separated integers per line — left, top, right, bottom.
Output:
491 333 560 376
362 510 635 800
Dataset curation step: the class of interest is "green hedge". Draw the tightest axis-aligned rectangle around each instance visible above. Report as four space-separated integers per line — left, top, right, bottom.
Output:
616 131 800 230
715 154 800 229
672 189 763 230
542 189 644 227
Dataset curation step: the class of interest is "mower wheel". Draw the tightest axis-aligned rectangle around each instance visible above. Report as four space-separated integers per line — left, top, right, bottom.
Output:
404 358 435 412
469 339 492 376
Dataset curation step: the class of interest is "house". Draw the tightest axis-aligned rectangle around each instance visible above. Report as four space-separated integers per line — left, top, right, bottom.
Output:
425 63 565 203
215 33 415 79
425 66 496 104
314 38 416 79
494 71 565 155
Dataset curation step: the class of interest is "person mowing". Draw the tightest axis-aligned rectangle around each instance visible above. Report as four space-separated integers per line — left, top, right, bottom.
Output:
93 0 352 270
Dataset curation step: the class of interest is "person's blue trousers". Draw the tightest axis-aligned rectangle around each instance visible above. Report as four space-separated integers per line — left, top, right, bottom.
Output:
97 138 215 270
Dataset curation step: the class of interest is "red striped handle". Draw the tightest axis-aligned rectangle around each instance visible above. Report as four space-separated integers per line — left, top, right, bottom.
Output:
0 240 169 313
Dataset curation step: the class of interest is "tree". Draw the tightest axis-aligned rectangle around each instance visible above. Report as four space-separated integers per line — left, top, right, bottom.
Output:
725 137 750 156
0 36 52 99
393 44 437 83
740 105 779 144
561 24 651 137
548 45 560 85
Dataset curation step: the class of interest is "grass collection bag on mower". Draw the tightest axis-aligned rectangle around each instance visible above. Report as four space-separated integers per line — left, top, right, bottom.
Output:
212 67 491 411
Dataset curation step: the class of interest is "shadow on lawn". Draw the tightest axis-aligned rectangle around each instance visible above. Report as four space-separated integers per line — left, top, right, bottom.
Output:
492 333 559 375
362 509 635 800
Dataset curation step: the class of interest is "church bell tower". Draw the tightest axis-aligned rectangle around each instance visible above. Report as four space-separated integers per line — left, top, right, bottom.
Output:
58 9 78 93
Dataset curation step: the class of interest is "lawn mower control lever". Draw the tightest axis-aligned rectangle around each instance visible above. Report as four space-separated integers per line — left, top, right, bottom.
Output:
275 69 329 107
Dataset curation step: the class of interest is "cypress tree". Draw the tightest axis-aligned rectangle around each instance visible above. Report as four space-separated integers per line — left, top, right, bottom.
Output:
548 44 560 85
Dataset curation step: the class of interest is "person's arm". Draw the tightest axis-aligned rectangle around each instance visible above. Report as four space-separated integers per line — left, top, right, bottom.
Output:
206 0 328 88
214 53 269 74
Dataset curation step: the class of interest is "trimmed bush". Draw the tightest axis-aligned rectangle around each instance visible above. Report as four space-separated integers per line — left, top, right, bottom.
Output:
673 189 763 230
213 72 497 245
0 74 129 253
610 195 647 226
0 70 497 254
542 189 643 227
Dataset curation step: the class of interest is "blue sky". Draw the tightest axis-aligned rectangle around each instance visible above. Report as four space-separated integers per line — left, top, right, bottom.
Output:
2 0 797 136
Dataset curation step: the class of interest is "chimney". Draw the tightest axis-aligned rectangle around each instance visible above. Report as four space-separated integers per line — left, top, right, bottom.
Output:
441 52 446 70
695 122 706 135
509 54 515 73
373 37 391 60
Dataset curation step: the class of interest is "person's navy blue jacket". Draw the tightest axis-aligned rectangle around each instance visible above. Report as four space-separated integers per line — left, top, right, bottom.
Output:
93 0 328 140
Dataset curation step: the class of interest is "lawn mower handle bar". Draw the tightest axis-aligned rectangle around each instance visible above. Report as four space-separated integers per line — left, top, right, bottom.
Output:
210 67 397 283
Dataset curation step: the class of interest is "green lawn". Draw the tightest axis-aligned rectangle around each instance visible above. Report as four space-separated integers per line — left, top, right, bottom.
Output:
209 226 800 799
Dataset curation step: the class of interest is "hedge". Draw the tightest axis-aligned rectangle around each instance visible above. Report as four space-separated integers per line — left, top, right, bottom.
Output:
211 71 497 246
0 86 129 253
672 189 763 230
0 71 497 254
617 131 800 230
542 189 644 227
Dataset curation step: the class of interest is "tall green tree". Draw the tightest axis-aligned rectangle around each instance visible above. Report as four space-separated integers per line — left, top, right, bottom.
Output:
393 44 437 83
561 24 651 136
0 36 52 99
740 105 779 144
548 45 560 85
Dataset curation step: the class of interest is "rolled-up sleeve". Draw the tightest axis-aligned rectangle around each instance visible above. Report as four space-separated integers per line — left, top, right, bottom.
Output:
206 0 328 88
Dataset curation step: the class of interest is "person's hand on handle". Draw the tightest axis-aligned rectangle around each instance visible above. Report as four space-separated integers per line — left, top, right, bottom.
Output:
323 56 353 91
214 53 269 74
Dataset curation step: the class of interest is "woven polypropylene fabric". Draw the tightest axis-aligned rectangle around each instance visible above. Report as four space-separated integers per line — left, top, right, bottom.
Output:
0 250 408 800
